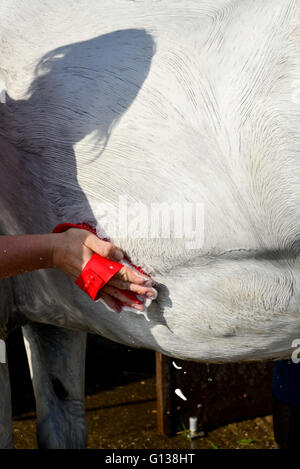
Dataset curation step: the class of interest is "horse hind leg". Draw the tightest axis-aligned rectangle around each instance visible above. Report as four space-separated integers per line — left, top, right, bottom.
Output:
22 323 87 449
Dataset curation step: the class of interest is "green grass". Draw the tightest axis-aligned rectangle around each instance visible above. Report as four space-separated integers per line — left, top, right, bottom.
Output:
237 438 255 446
206 439 219 449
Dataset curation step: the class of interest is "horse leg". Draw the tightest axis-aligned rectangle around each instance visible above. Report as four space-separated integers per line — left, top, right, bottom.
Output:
0 355 14 448
22 323 87 449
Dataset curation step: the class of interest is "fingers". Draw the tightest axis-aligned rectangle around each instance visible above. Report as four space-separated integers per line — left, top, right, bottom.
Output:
102 285 145 310
60 229 157 313
108 277 157 298
84 234 124 262
99 292 122 314
115 266 154 287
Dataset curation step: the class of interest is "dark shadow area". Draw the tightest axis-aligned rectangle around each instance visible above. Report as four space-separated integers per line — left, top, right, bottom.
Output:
14 398 156 422
162 355 274 435
2 28 156 416
8 328 155 416
2 28 155 226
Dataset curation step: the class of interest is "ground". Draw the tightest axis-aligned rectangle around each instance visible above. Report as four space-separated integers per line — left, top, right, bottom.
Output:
13 377 276 449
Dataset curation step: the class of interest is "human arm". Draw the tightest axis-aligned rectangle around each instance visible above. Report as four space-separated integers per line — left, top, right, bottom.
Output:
0 229 155 313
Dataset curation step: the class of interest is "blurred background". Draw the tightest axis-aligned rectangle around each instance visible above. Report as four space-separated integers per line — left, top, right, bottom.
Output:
8 330 276 449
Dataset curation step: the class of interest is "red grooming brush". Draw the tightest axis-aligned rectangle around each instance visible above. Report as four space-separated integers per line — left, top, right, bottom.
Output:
53 223 147 309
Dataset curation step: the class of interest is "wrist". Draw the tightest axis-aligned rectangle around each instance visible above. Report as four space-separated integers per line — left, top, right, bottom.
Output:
46 233 62 270
36 234 57 270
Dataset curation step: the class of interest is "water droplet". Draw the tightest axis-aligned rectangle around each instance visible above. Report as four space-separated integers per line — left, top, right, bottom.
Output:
172 361 182 370
175 388 187 401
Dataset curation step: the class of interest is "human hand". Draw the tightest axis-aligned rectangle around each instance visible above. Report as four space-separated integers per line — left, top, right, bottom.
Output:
51 228 155 313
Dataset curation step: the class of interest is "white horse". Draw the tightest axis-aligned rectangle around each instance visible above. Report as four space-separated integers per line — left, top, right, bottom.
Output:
0 0 299 448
